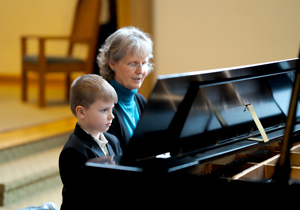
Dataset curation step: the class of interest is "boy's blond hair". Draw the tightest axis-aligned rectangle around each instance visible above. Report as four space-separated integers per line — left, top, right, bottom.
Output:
70 74 118 117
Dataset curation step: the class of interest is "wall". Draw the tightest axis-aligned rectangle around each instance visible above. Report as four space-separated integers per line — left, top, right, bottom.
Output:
0 0 78 76
1 0 300 80
153 0 300 77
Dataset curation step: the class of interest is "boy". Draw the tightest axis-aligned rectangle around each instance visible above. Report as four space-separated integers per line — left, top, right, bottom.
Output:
59 74 122 210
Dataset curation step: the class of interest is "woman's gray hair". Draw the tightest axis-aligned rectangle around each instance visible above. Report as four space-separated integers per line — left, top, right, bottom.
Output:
97 26 154 81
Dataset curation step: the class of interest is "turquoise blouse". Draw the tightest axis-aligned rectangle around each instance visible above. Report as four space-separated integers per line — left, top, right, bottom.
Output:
110 79 140 137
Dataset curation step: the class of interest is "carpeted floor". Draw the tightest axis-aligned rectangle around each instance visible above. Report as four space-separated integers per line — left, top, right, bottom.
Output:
0 83 73 133
0 82 71 209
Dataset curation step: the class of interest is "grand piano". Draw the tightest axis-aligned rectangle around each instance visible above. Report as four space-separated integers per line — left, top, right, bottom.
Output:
85 57 300 206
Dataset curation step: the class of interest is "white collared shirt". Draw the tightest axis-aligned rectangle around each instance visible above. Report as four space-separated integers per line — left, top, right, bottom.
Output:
81 128 110 156
94 133 109 156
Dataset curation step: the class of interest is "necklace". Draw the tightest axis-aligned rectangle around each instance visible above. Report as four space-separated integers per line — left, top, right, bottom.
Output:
119 100 136 124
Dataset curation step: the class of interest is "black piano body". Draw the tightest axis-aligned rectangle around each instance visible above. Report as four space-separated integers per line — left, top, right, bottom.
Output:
84 58 300 206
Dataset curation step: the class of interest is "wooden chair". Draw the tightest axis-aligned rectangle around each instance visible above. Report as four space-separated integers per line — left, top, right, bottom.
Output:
21 0 101 107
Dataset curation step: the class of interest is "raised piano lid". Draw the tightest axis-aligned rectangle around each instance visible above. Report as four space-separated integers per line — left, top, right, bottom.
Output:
121 58 300 165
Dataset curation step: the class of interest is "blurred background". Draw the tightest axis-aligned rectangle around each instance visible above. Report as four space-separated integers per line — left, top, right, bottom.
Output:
1 0 300 98
0 0 300 209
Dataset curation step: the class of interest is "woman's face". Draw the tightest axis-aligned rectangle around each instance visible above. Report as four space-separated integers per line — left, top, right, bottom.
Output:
109 53 149 90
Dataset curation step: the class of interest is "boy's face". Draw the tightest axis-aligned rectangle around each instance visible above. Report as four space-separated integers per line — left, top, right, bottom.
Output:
80 99 115 137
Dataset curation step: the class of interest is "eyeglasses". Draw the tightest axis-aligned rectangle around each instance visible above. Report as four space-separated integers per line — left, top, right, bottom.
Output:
121 61 149 71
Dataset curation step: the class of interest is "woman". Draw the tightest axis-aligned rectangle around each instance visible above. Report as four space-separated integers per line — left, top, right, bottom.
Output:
97 26 154 150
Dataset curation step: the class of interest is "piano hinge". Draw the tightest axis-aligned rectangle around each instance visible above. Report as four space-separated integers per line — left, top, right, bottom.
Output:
248 127 254 135
278 119 283 127
215 138 220 145
245 104 269 143
175 148 182 157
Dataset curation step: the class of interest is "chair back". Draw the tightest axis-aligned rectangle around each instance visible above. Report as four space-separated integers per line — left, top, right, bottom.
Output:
69 0 101 73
